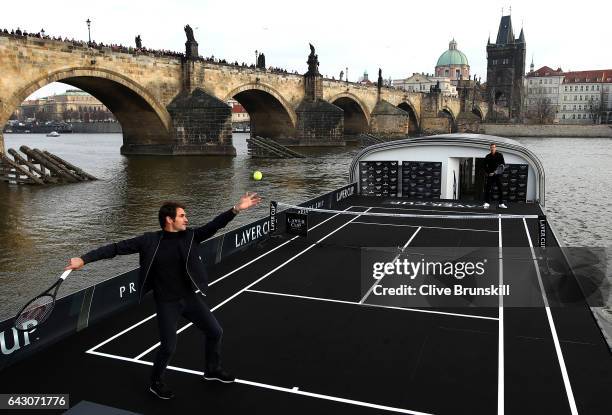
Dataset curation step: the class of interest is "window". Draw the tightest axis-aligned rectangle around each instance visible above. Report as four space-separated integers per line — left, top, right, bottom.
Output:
564 96 567 101
539 79 542 84
572 114 576 119
563 105 567 110
565 86 568 91
579 105 582 110
573 105 576 110
562 114 566 119
492 59 497 65
574 95 577 101
592 85 595 91
580 86 584 91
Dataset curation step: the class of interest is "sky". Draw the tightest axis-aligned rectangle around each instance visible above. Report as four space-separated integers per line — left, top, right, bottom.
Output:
2 0 611 100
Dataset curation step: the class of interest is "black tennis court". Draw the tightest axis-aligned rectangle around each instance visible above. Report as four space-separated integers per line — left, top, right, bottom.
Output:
1 195 610 415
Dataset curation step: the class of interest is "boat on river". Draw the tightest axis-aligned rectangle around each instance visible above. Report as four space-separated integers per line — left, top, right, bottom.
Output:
0 134 609 414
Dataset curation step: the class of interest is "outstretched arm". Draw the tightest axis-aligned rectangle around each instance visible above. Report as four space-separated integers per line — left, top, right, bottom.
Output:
194 192 262 243
65 234 146 271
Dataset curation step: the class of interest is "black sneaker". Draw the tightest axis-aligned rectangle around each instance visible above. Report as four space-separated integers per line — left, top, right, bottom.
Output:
149 380 175 399
203 368 235 383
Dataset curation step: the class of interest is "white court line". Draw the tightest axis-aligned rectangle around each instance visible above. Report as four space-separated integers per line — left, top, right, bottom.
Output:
350 221 498 233
522 219 579 415
209 206 357 287
87 313 157 353
89 206 357 355
498 217 504 415
359 227 421 304
134 208 373 360
351 204 500 215
246 289 499 321
87 349 433 415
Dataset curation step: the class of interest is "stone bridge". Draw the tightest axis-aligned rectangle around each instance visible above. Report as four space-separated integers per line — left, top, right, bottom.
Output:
0 33 488 155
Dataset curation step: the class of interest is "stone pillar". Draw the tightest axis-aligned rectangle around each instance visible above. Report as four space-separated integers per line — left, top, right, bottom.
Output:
295 44 344 146
420 91 451 135
185 39 199 60
370 100 410 138
162 88 235 155
295 101 344 146
455 80 481 133
0 132 4 154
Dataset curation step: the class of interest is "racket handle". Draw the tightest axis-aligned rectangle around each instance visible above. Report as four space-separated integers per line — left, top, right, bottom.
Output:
60 269 72 280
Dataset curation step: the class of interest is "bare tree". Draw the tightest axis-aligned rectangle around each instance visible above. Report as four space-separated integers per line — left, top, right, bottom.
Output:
529 97 555 124
588 95 605 124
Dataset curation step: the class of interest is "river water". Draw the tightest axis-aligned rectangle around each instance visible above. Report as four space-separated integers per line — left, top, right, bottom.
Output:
0 133 610 319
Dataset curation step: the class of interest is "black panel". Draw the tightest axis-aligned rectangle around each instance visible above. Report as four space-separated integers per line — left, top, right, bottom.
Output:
401 161 442 199
359 161 398 197
492 163 528 203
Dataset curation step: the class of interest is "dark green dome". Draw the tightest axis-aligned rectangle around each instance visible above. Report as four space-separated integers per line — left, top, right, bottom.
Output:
436 39 469 66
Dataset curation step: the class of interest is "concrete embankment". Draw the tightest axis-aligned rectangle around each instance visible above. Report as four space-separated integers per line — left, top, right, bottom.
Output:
70 123 122 133
480 124 612 138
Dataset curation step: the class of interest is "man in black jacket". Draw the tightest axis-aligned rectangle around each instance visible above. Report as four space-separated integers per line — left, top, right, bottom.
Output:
65 192 261 399
483 143 507 209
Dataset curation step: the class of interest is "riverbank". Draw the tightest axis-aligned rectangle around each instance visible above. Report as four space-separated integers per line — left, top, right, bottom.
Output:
480 123 612 138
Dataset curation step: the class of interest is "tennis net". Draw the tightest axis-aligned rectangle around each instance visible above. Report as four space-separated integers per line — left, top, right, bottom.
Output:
265 201 545 251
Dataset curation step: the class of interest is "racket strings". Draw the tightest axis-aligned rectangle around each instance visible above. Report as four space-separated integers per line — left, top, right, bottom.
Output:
15 295 54 329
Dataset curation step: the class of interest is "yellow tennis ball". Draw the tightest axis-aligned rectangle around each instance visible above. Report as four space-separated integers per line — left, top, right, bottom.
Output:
253 171 263 181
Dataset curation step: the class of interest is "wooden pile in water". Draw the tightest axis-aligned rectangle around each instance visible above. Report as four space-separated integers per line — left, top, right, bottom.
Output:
0 146 97 185
247 136 305 159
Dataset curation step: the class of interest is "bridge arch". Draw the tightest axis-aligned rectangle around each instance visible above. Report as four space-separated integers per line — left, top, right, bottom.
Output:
1 67 174 149
440 107 457 133
224 83 297 140
397 101 420 135
328 93 370 136
472 106 484 121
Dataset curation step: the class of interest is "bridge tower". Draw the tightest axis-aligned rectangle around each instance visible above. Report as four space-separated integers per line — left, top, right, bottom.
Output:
486 14 526 122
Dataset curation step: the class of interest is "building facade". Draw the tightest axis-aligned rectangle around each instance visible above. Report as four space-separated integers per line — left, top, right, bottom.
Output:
393 73 457 96
525 67 612 124
227 99 250 126
559 70 612 124
486 15 526 121
14 89 116 123
435 39 470 83
525 65 564 123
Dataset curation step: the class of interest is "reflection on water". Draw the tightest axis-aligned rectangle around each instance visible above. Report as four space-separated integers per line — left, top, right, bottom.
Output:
0 133 610 319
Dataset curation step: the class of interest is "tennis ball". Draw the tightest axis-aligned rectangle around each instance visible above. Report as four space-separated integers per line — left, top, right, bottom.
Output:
253 171 263 181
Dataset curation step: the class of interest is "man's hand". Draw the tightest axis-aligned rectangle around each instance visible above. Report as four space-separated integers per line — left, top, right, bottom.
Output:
233 192 262 213
65 257 85 271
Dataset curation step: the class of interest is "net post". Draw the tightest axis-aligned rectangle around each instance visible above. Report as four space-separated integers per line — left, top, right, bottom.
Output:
538 215 547 248
269 201 277 235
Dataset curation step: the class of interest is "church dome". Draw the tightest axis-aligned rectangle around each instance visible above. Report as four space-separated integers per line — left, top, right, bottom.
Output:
436 39 469 66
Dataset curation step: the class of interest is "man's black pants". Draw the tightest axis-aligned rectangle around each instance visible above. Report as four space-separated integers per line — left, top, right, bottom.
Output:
485 174 504 203
151 292 223 382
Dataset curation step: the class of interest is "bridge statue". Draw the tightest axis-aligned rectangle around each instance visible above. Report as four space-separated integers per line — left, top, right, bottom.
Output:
135 35 142 49
184 25 195 42
306 43 320 76
184 25 198 59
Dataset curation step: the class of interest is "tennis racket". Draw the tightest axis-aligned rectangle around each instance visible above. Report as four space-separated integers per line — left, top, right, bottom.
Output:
494 164 505 175
13 269 72 333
